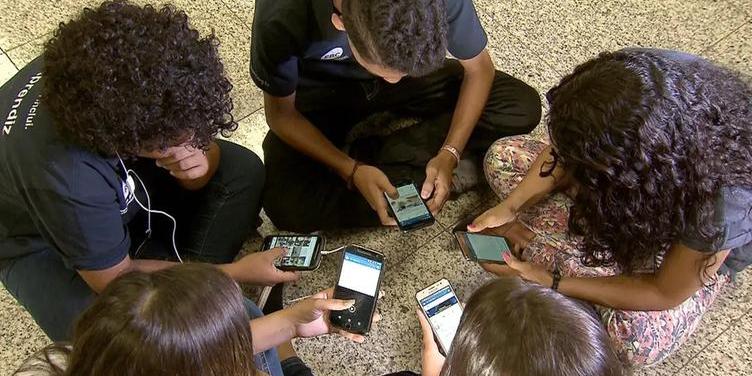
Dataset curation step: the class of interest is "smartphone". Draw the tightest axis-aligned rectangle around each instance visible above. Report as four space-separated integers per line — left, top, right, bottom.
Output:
454 231 510 264
330 245 386 334
416 279 463 354
384 181 435 231
262 235 324 271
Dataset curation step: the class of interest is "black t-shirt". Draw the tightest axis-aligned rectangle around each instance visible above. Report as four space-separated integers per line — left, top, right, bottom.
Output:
0 57 140 271
250 0 488 97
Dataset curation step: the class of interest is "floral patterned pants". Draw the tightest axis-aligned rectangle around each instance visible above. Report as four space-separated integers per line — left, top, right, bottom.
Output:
483 136 730 367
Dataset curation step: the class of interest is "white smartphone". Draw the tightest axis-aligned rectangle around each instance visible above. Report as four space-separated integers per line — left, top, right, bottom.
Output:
416 278 463 354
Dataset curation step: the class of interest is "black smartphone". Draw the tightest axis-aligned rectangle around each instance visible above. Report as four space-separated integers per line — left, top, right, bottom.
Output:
384 181 435 231
454 231 510 264
330 245 386 334
262 235 325 271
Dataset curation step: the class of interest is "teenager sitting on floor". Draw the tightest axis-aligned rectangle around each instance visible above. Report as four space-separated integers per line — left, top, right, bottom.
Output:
470 49 752 365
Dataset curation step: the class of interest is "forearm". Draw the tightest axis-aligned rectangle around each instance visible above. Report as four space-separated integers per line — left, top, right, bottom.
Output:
503 146 565 212
130 259 177 273
443 53 495 152
266 98 354 179
175 141 221 191
558 274 689 311
249 310 296 354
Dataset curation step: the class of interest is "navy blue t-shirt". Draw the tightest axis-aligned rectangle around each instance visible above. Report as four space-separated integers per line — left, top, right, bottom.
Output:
0 57 140 271
250 0 488 97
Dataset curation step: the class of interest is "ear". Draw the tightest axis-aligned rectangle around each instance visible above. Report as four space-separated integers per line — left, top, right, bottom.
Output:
331 13 346 31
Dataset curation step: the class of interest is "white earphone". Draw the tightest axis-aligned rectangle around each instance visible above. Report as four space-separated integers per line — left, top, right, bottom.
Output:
117 154 183 263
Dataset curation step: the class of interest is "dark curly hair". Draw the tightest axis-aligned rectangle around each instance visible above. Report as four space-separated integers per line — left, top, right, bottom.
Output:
546 50 752 272
341 0 448 77
42 0 236 157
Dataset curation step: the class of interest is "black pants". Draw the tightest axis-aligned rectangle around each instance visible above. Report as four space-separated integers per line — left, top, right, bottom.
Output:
263 60 541 232
0 140 264 341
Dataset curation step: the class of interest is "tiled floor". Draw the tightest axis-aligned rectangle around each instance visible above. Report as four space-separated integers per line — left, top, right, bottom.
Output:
1 0 750 375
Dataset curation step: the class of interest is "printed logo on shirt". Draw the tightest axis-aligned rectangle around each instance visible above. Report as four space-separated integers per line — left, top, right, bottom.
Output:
3 72 43 136
321 47 345 60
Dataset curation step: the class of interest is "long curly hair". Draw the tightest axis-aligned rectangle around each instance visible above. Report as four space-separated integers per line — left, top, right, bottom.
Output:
341 0 448 77
42 0 236 156
546 50 752 272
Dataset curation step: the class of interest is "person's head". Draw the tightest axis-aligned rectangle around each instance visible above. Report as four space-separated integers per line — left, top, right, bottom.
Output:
545 50 752 271
42 0 236 158
331 0 448 83
44 264 257 376
443 277 623 376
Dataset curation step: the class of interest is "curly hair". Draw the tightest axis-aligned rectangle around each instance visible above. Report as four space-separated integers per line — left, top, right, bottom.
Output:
341 0 448 77
546 50 752 272
42 0 236 157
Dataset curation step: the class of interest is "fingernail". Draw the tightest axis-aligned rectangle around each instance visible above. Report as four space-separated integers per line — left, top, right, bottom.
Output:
502 252 511 261
346 299 356 307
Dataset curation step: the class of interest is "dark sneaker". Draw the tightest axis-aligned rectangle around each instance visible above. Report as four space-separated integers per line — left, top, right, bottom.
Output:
450 156 480 195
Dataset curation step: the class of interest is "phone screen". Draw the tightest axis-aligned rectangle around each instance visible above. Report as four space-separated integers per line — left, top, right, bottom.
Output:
332 248 385 334
464 233 509 262
269 236 319 268
339 251 382 297
386 184 432 227
419 284 462 351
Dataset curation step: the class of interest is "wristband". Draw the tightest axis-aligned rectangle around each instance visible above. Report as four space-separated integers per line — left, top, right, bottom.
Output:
551 266 562 291
346 161 363 190
441 144 461 164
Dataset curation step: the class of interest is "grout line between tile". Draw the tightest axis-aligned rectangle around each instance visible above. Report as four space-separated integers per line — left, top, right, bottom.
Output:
672 313 745 374
700 21 749 55
218 0 254 28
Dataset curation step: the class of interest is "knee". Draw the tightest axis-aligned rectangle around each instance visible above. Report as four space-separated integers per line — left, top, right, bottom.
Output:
262 187 318 233
518 84 543 133
489 73 543 135
216 140 265 195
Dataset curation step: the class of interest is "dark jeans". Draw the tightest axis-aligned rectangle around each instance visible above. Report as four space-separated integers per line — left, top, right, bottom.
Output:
0 140 265 341
263 60 542 232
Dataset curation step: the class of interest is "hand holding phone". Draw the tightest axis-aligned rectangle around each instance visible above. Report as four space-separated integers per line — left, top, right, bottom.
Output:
351 164 399 226
263 235 324 271
283 288 370 343
385 181 436 232
416 279 463 354
330 246 386 334
229 248 301 286
454 231 510 264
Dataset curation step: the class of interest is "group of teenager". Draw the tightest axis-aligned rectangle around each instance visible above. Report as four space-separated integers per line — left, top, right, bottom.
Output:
1 0 750 375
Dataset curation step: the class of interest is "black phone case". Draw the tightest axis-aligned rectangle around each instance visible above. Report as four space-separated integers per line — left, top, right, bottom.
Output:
262 235 324 271
330 245 385 335
386 181 435 232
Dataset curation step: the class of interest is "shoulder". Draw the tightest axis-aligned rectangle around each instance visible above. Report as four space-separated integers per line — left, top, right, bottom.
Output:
681 187 752 252
253 0 311 36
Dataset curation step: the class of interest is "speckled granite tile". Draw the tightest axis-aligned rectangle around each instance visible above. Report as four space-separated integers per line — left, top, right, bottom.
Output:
0 0 94 50
435 187 499 230
0 286 49 376
677 311 752 375
475 0 748 76
281 223 446 305
0 51 17 87
4 33 45 68
220 0 255 25
294 231 494 375
703 22 752 75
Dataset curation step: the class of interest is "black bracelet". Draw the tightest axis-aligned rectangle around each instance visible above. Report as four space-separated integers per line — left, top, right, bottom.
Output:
551 267 562 291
